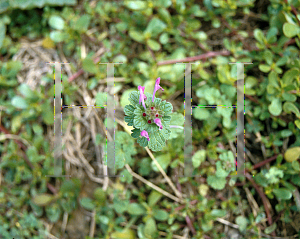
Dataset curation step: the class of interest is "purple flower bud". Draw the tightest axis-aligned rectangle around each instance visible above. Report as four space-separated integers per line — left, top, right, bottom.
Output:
154 118 163 130
141 130 150 141
138 86 147 110
152 77 164 102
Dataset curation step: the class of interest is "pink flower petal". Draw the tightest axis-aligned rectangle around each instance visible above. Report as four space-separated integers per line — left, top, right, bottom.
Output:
141 130 150 141
152 77 164 102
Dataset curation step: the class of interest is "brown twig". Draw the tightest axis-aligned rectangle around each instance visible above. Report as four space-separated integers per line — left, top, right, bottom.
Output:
245 173 276 237
185 215 196 235
251 154 278 170
157 50 231 66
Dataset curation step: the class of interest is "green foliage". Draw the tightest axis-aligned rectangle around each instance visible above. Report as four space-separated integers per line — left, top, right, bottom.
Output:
1 0 300 237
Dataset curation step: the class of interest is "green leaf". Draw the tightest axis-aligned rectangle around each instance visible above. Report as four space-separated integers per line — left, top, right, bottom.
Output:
283 102 300 117
121 89 136 108
131 128 141 138
46 204 61 223
159 32 169 44
0 21 6 49
151 153 171 172
273 188 292 200
94 187 106 203
50 30 65 43
11 96 28 109
282 92 297 102
282 68 299 85
192 150 206 168
144 217 157 238
41 101 54 125
82 57 97 74
295 120 300 130
111 229 135 239
215 161 229 177
124 1 147 10
127 203 146 215
265 167 284 184
160 101 173 114
207 175 227 190
170 112 184 126
32 194 54 206
268 98 282 116
210 209 227 218
49 15 65 30
134 114 148 130
144 17 167 38
264 223 277 234
254 29 265 43
74 14 90 32
95 92 107 106
259 64 271 73
235 216 248 232
125 115 134 126
153 209 169 221
137 134 149 147
113 198 129 214
80 197 95 210
129 91 140 106
129 29 145 43
11 114 22 133
148 191 162 207
284 147 300 162
18 83 35 99
193 107 210 120
283 23 300 38
147 39 161 51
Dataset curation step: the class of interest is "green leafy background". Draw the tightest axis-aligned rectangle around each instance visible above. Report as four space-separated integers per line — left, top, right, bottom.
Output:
0 0 300 238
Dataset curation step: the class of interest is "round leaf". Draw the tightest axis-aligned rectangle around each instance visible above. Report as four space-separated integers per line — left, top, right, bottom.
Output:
284 147 300 162
273 188 292 200
268 98 282 116
49 16 65 30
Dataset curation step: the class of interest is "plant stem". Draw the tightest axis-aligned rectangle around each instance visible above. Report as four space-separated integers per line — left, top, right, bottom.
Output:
170 125 184 129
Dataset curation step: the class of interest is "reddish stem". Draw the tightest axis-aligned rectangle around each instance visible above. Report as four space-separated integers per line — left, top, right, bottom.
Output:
68 56 101 82
251 154 278 170
185 215 196 235
245 173 276 237
157 50 230 66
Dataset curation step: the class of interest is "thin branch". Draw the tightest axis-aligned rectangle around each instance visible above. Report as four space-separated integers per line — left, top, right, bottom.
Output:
245 173 276 237
125 164 184 204
251 154 278 170
145 146 183 199
157 50 230 66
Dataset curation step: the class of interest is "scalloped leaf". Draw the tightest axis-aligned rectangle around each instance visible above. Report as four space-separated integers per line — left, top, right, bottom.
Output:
129 91 140 106
124 116 134 126
133 115 148 130
160 101 173 114
146 124 170 151
131 128 141 138
137 136 148 147
124 105 135 116
162 115 171 124
154 97 162 107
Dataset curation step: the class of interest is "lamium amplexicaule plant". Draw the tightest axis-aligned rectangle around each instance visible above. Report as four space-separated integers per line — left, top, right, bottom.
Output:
124 77 184 151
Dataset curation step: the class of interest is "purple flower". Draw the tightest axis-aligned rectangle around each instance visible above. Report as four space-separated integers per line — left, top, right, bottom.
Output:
141 130 150 141
152 77 164 102
138 86 147 110
154 118 163 130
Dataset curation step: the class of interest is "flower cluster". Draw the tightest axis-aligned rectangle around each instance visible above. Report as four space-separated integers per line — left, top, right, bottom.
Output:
138 77 165 141
124 76 174 151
